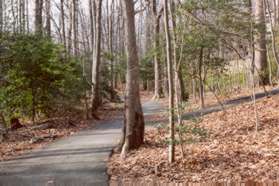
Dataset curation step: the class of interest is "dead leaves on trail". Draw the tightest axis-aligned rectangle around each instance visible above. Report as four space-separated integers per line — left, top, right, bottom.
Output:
0 103 123 162
108 95 279 183
0 119 89 161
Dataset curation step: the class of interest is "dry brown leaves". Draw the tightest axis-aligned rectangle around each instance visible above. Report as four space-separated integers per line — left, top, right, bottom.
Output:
0 103 123 162
184 86 275 113
0 118 90 161
108 94 279 183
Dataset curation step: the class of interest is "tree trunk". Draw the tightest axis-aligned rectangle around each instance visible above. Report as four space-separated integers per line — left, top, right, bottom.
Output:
108 0 115 100
68 1 73 53
120 0 145 158
254 0 268 85
26 0 30 32
0 112 6 142
72 0 79 56
199 47 205 108
0 0 3 35
164 0 175 163
170 0 184 125
91 0 103 116
35 0 43 35
45 0 51 37
60 0 66 49
152 0 163 99
265 0 279 80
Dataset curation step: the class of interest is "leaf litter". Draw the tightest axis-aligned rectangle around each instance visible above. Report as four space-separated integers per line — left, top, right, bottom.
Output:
109 94 279 183
0 103 123 161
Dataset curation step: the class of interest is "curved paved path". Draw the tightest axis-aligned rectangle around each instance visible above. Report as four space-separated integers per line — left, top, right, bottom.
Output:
0 101 164 186
0 119 122 186
182 88 279 120
1 88 278 186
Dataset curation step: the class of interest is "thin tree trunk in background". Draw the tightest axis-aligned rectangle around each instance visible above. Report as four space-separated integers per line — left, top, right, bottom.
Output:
0 0 3 35
60 0 66 49
265 0 279 79
73 0 79 56
68 1 73 53
11 0 15 32
192 78 197 102
108 0 115 100
169 0 183 126
164 0 175 164
267 44 273 85
18 0 24 33
89 0 94 51
163 50 169 97
152 0 163 99
91 0 102 116
254 0 268 85
35 0 43 35
46 0 51 37
120 0 145 158
199 47 205 109
25 0 29 32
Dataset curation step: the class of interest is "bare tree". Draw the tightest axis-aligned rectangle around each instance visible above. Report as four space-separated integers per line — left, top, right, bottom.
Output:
60 0 66 48
45 0 51 37
254 0 268 84
0 0 3 35
72 0 79 55
120 0 145 158
35 0 43 34
164 0 175 163
91 0 103 116
152 0 163 99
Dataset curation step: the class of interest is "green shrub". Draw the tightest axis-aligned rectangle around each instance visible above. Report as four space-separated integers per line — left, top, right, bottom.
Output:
0 34 89 123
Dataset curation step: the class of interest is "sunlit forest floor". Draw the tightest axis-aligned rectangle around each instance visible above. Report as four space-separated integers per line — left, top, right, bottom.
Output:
109 87 279 183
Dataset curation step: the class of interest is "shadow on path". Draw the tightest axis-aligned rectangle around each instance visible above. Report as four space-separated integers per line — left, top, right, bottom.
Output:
0 118 123 186
1 88 278 186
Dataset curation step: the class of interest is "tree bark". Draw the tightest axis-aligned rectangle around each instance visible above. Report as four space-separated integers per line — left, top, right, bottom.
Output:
45 0 51 37
72 0 79 56
60 0 66 49
120 0 145 158
0 0 3 35
164 0 175 163
91 0 103 116
199 47 205 108
254 0 268 85
152 0 163 99
35 0 43 35
265 0 279 80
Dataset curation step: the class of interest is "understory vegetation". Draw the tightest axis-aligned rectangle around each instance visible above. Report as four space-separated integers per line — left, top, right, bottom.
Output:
0 34 89 126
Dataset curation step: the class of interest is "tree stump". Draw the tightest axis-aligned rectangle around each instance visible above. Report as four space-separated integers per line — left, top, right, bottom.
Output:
11 118 24 131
